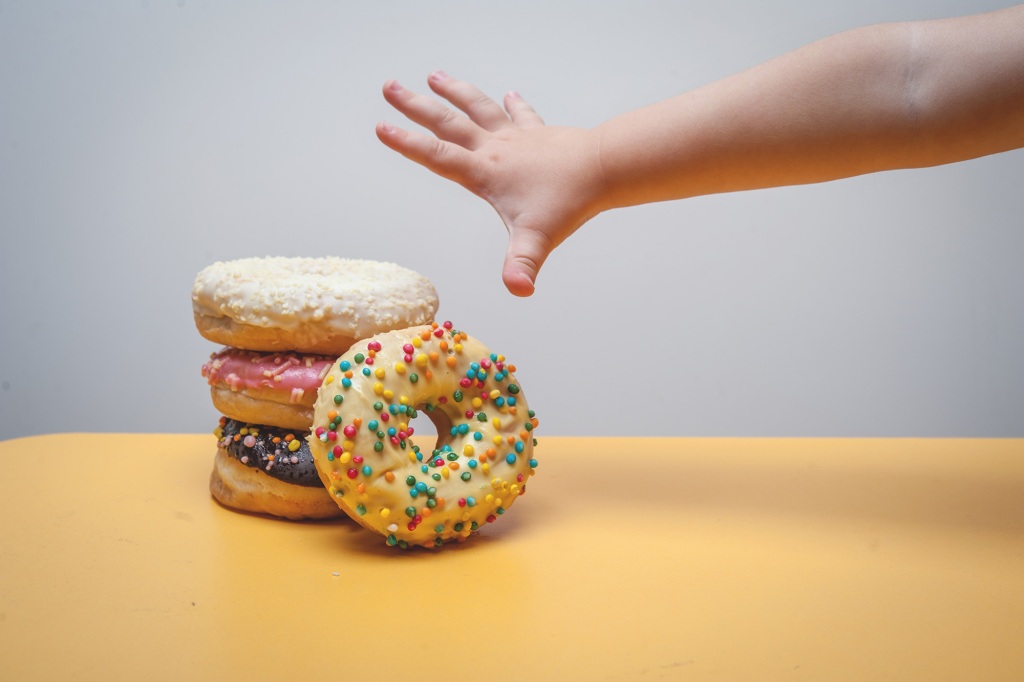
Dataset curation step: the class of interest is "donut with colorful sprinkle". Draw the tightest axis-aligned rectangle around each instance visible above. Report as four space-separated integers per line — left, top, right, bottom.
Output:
307 322 539 548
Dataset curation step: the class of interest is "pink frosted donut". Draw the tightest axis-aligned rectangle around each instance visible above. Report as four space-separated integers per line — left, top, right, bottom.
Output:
202 348 334 430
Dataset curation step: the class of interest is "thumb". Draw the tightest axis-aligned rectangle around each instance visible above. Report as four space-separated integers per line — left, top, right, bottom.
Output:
501 226 553 297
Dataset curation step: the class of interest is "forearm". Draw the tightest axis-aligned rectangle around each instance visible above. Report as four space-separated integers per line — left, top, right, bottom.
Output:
594 5 1024 210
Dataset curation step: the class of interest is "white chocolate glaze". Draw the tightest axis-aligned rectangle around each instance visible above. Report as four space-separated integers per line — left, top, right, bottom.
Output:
307 322 539 549
192 257 439 339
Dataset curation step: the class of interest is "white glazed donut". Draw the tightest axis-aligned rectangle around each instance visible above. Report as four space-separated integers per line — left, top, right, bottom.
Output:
307 322 539 549
192 257 439 355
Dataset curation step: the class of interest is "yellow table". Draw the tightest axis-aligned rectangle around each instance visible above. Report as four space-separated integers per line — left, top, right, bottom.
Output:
2 434 1022 680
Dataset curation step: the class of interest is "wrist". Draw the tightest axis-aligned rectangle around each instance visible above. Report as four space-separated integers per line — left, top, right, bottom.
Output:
576 126 615 218
589 110 686 211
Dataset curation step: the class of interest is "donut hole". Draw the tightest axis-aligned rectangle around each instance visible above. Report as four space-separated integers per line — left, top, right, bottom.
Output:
410 403 447 452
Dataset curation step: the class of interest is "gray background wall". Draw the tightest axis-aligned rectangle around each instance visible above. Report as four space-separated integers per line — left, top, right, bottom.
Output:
1 0 1021 441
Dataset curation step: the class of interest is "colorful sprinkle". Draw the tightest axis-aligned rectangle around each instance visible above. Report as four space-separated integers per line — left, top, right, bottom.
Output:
308 321 538 549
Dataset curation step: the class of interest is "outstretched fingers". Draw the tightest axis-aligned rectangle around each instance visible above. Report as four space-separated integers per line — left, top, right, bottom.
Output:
503 91 545 129
375 121 477 187
382 80 481 148
427 71 514 132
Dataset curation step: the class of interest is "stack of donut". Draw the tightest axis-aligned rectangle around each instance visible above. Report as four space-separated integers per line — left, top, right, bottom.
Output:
192 256 439 520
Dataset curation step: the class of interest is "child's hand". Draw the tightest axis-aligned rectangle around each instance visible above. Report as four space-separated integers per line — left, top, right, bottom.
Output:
376 71 605 296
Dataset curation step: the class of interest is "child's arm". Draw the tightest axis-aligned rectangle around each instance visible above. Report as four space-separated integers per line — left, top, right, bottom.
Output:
377 5 1024 296
596 5 1024 206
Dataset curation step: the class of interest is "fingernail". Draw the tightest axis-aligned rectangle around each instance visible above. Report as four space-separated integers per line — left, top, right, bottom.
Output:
506 90 521 100
387 80 402 92
429 70 448 83
379 120 394 133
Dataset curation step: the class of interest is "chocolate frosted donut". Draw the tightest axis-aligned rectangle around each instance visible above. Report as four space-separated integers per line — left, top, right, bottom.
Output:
209 417 345 520
216 418 322 487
